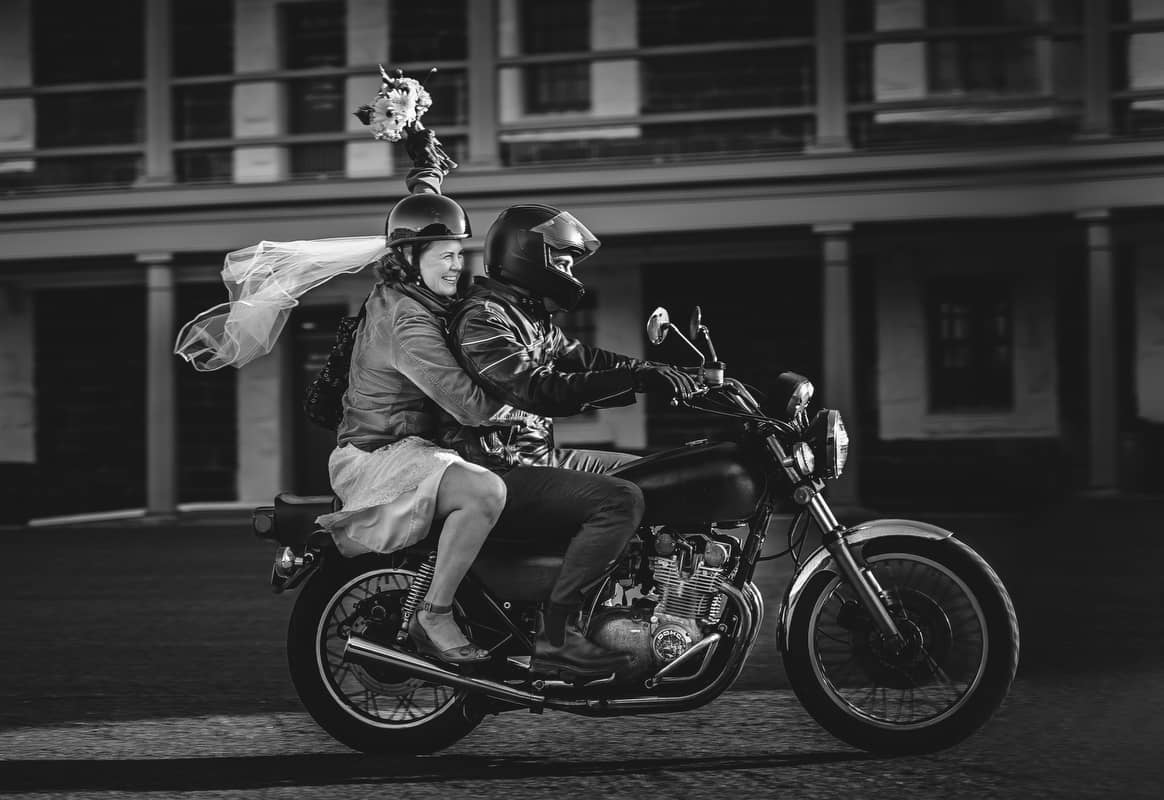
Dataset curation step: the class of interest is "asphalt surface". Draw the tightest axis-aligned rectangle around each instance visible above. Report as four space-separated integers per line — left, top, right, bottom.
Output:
1 496 1162 798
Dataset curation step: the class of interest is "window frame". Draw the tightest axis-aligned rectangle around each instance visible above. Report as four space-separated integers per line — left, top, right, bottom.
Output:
925 277 1016 413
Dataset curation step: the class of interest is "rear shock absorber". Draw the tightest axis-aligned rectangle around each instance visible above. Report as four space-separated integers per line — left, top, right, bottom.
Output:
395 553 437 643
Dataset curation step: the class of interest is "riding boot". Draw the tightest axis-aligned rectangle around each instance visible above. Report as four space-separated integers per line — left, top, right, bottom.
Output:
530 603 633 680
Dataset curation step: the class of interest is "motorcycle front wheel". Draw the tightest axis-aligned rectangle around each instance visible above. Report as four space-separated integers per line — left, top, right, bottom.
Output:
782 535 1019 755
287 553 483 754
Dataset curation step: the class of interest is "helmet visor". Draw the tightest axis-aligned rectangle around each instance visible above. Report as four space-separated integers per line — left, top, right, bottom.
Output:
531 212 600 263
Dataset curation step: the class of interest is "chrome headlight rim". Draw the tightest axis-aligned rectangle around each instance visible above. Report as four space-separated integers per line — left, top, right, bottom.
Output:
791 441 816 477
806 408 849 479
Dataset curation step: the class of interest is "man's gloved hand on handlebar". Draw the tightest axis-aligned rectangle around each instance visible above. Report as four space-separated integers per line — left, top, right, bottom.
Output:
632 362 700 402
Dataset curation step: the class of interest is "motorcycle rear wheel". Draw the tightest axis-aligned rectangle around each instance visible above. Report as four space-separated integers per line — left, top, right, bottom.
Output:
287 553 483 754
782 536 1019 755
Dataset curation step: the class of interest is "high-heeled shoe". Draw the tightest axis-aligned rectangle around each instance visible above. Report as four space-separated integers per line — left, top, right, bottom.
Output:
407 602 491 664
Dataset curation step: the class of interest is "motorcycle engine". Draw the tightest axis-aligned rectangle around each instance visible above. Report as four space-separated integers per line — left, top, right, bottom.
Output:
588 531 734 683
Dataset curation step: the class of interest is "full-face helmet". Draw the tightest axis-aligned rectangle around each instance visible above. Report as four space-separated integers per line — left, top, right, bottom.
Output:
483 204 600 310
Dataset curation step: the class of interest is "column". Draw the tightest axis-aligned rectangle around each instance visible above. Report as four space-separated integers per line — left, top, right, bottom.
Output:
138 0 174 185
345 0 392 178
811 0 851 151
466 0 501 167
1079 0 1112 138
141 253 178 518
1080 210 1119 492
816 224 860 507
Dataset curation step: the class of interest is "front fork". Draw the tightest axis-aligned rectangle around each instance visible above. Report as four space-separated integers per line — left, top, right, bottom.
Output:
799 484 904 643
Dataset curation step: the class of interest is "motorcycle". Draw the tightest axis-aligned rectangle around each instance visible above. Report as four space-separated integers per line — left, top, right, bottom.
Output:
251 305 1019 756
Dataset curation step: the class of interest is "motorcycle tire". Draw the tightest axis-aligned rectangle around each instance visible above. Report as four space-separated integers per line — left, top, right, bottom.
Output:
287 552 483 754
782 535 1019 755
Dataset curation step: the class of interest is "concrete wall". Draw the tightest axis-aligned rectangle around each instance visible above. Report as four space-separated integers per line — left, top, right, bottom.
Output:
876 248 1060 439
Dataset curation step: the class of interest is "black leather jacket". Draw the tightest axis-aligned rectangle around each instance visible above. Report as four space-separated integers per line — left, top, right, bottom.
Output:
440 277 644 470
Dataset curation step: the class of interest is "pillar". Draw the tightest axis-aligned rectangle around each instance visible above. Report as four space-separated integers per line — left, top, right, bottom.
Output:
1080 210 1119 491
141 253 178 517
467 0 500 167
816 223 860 507
139 0 174 185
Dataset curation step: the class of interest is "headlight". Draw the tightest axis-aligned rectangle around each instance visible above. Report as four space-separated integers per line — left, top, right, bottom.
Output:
791 442 816 476
771 372 814 420
806 409 849 479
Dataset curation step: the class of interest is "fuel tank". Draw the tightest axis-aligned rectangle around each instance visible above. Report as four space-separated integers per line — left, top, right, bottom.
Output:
610 440 768 526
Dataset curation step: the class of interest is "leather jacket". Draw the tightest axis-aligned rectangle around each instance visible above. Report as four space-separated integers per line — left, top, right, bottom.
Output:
337 280 512 452
440 277 645 470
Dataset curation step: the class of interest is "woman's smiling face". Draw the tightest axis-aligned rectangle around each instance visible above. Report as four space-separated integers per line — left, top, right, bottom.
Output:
417 240 465 297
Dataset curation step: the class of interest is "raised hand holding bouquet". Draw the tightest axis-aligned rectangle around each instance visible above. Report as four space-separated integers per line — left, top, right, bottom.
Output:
354 66 458 185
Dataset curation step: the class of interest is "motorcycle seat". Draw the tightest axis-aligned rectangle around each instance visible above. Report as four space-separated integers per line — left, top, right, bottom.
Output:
261 493 338 548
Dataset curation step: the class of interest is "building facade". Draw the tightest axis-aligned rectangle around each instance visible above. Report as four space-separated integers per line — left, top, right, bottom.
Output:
2 0 1164 523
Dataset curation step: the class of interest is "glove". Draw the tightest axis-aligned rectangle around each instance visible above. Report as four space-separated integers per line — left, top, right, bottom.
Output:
403 122 458 174
632 362 700 401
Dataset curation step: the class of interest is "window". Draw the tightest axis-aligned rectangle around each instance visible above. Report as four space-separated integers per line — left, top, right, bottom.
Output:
33 0 143 84
30 155 143 189
846 0 1085 149
36 92 144 148
521 0 590 113
1112 0 1164 135
283 2 346 178
390 0 467 63
175 149 233 183
173 0 233 76
283 1 345 70
639 0 810 46
174 85 233 140
524 62 591 114
642 49 813 113
289 143 345 179
927 281 1014 411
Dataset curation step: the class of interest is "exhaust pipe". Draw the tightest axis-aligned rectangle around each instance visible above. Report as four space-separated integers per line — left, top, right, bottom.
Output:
344 635 546 711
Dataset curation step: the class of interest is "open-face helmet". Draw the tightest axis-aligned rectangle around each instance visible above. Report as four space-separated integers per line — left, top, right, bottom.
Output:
385 193 471 248
483 204 600 310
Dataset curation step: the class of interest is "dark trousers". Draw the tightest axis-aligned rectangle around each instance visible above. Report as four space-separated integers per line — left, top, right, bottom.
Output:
495 449 644 608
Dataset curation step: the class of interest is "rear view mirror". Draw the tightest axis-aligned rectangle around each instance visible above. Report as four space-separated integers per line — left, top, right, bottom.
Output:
647 307 671 345
689 305 703 341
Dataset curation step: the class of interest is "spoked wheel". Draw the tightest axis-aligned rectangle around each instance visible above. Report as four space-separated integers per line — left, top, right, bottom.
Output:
287 554 483 754
783 536 1019 755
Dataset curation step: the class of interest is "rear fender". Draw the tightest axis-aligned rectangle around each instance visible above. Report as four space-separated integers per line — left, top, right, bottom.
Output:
775 519 955 653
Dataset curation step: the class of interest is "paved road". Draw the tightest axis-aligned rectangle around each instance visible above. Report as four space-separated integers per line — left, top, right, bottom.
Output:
1 496 1162 798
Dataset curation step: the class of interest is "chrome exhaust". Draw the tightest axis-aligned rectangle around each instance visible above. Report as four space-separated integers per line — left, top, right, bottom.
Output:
344 635 546 711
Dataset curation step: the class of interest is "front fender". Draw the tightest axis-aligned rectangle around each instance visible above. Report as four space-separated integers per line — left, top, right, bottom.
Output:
775 518 955 653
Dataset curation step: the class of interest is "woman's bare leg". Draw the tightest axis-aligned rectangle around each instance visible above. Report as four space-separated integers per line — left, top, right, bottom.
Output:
416 461 506 651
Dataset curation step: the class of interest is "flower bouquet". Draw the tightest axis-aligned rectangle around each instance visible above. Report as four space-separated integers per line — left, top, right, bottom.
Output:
354 66 458 182
353 65 435 143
